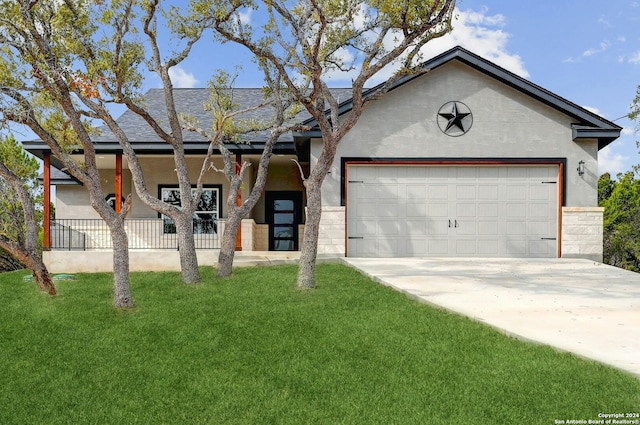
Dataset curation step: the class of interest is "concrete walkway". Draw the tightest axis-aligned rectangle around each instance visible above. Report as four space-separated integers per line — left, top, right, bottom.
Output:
341 257 640 378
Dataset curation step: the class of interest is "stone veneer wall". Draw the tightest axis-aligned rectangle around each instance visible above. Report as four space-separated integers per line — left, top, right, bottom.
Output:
316 206 346 255
561 207 604 262
241 219 256 251
254 224 269 251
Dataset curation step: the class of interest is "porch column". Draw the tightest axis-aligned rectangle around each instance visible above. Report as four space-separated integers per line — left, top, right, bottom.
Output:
235 153 242 251
115 152 122 213
43 152 51 250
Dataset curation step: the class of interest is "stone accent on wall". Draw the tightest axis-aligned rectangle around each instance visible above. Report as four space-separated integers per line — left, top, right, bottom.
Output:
561 207 604 262
241 219 255 251
316 206 346 255
254 224 269 251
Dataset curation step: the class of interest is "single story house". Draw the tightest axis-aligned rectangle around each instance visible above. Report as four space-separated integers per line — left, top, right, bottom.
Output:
24 46 621 272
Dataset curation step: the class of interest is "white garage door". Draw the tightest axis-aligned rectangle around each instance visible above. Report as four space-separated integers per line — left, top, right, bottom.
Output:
347 165 558 258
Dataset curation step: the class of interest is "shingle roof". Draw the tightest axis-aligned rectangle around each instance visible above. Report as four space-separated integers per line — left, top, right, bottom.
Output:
93 87 353 144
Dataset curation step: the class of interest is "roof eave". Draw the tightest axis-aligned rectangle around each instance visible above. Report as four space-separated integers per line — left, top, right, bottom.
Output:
572 125 622 150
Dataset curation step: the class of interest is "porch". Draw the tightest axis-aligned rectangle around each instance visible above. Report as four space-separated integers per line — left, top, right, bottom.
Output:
44 217 307 273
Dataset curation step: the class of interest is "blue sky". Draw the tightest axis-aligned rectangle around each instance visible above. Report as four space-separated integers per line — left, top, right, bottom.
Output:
161 0 640 176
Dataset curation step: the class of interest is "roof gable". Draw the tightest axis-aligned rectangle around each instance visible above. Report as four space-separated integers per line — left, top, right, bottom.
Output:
302 46 621 150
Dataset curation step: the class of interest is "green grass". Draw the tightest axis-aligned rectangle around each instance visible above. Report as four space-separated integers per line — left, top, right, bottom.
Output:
1 264 638 424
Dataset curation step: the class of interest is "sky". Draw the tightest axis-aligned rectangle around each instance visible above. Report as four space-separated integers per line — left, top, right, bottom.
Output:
158 0 640 177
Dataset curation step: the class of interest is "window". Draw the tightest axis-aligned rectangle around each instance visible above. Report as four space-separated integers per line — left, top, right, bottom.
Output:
159 186 221 234
104 193 124 211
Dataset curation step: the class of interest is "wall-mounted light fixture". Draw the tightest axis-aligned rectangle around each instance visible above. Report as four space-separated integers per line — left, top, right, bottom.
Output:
577 160 585 177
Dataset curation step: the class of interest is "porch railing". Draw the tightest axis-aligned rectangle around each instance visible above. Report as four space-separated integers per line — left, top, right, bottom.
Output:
51 218 219 250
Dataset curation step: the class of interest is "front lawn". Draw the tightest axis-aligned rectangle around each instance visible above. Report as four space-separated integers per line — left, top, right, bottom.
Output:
1 264 638 424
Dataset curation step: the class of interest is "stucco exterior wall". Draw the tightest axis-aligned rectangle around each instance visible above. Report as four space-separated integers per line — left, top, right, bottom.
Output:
54 154 303 223
312 61 598 209
55 169 133 219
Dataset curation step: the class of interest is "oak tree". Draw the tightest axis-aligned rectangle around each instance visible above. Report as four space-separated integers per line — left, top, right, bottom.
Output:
0 0 133 307
0 135 56 295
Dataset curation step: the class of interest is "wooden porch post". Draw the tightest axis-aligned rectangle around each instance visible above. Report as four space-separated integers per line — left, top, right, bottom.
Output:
43 152 51 250
115 152 122 213
235 153 242 251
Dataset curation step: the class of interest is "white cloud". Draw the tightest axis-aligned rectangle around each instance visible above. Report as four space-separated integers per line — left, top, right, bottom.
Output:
598 145 630 176
418 7 529 78
168 66 199 88
583 106 603 116
351 6 529 86
629 51 640 64
583 40 611 57
239 9 252 25
622 126 634 136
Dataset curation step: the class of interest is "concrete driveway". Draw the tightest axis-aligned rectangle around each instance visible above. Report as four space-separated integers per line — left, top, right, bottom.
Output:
341 257 640 378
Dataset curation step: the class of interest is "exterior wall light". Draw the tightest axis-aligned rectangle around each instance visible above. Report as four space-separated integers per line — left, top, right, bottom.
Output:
577 160 585 176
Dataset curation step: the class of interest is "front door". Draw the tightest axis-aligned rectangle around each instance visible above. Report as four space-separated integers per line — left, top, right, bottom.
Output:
266 191 303 251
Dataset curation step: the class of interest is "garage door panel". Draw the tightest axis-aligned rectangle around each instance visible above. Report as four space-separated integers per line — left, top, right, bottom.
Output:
479 203 499 217
456 185 476 200
506 221 527 235
378 239 398 256
455 239 477 255
406 184 427 199
405 238 427 255
456 203 476 217
407 220 428 235
428 239 449 255
529 240 554 255
428 185 448 199
528 221 552 235
355 220 377 235
376 184 399 200
347 165 558 258
507 185 527 200
530 185 552 200
428 202 448 217
507 203 527 218
478 221 499 235
529 203 552 218
378 220 401 236
506 240 527 255
354 202 378 218
478 185 499 200
377 203 399 217
478 240 499 255
428 220 449 235
456 221 476 236
406 204 427 217
507 168 529 179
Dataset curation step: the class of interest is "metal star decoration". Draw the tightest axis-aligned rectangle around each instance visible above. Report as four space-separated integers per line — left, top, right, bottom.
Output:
437 101 473 137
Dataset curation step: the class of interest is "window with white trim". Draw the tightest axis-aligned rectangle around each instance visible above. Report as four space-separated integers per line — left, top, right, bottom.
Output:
160 186 220 234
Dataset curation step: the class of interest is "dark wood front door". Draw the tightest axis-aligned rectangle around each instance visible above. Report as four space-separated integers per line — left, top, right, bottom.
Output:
266 191 302 251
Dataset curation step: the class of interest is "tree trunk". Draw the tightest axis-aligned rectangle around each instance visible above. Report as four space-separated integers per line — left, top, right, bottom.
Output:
297 177 322 289
2 244 56 296
25 252 56 296
297 141 337 289
217 213 242 277
0 248 23 272
110 219 133 308
175 213 200 284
